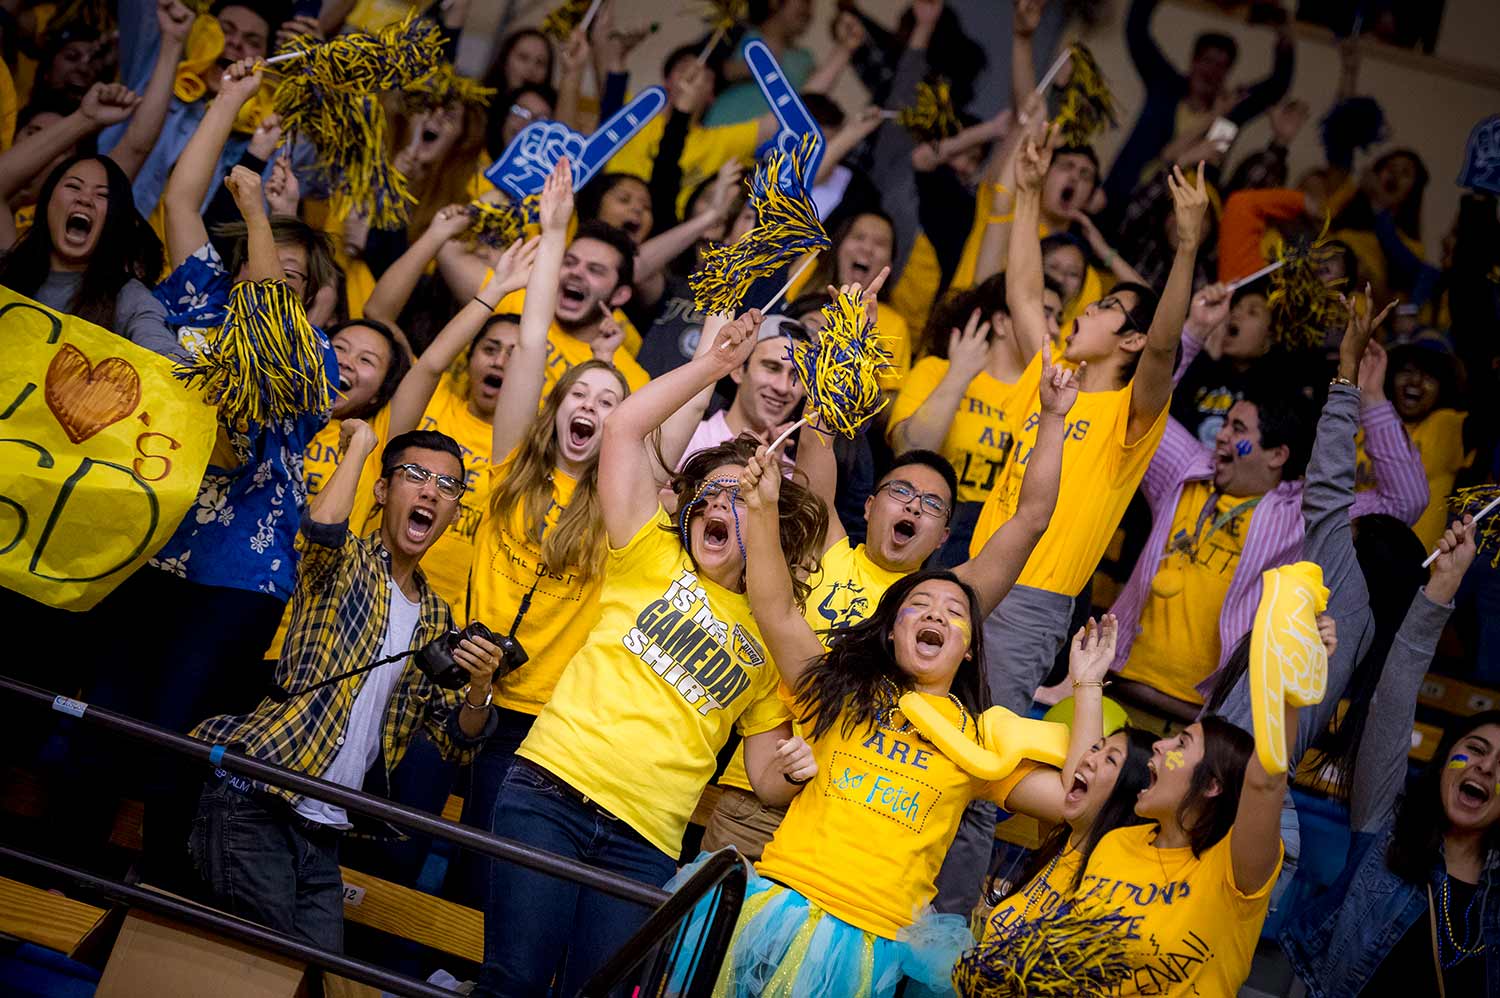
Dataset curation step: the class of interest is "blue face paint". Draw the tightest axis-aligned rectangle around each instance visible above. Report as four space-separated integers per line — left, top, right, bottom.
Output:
1235 440 1253 458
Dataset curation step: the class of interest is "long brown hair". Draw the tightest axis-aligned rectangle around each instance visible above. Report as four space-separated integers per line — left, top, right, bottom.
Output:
490 360 628 582
389 100 490 238
664 437 827 608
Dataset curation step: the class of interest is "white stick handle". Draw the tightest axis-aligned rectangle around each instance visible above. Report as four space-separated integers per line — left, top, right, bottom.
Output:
1422 495 1500 568
578 0 606 34
697 25 726 64
767 416 808 455
879 109 901 119
264 50 308 66
1226 258 1286 293
760 254 818 313
1034 49 1071 96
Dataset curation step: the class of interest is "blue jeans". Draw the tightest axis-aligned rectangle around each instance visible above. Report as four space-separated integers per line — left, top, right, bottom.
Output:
188 774 345 952
447 707 537 908
474 760 675 998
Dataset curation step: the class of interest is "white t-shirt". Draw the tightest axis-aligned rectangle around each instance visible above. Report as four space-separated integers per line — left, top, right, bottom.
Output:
294 580 423 827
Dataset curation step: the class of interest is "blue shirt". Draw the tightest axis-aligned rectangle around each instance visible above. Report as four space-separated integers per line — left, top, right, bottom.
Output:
148 242 338 600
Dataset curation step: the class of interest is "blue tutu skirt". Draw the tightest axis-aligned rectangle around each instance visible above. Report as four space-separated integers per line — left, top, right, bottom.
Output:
665 853 974 998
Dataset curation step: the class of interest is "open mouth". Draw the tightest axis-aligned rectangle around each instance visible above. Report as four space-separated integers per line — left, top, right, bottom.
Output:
63 211 92 241
421 127 441 144
559 284 587 307
1397 385 1425 408
847 259 871 280
482 373 504 390
1059 184 1077 208
1457 778 1492 808
337 372 353 393
1225 322 1240 340
619 218 641 237
1066 770 1090 802
567 416 596 449
702 515 730 551
914 625 945 655
406 505 436 544
1143 760 1159 793
892 517 916 544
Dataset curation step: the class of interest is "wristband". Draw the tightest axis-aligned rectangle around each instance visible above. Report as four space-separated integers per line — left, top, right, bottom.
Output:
783 772 813 786
462 684 493 709
1071 679 1108 690
986 212 1015 225
1330 376 1356 388
473 296 497 311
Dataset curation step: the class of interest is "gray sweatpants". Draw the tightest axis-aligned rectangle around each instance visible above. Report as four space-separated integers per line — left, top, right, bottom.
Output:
931 583 1075 916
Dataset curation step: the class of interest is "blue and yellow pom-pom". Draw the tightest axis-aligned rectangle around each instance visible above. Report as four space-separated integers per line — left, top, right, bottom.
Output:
541 0 592 41
174 280 331 426
1053 43 1116 147
271 11 445 228
789 290 891 439
1448 485 1500 568
898 79 961 143
466 194 538 248
1266 216 1348 350
954 899 1134 998
404 61 495 113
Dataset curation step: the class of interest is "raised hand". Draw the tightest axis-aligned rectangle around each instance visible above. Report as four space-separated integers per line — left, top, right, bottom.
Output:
670 60 713 114
740 443 783 511
157 0 194 45
79 83 141 127
274 13 324 53
338 417 379 458
1188 282 1231 335
1337 283 1398 378
265 153 301 216
697 158 745 222
1068 614 1118 686
1013 0 1044 39
1357 338 1388 399
1167 162 1209 250
218 57 264 108
709 308 763 375
486 234 542 301
248 112 283 160
559 26 591 78
428 202 474 243
224 164 264 215
831 10 865 52
1038 345 1081 416
538 156 575 232
591 308 626 360
947 309 991 381
1015 133 1052 194
1427 516 1478 605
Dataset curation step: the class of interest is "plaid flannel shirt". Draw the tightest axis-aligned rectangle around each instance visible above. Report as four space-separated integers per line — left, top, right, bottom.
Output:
192 514 495 806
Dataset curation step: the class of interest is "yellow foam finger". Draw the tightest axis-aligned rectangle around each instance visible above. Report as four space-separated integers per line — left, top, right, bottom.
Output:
1249 562 1330 775
899 694 1069 781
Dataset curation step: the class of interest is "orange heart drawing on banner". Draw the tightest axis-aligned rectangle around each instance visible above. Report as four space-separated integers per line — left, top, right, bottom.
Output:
44 343 142 444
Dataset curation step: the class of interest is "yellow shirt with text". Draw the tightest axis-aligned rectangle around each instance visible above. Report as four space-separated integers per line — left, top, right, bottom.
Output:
1123 482 1257 704
969 352 1168 596
719 539 905 793
1355 408 1471 550
518 510 791 856
1077 823 1280 997
888 357 1022 504
984 846 1084 936
757 695 1038 937
469 458 604 715
608 115 762 220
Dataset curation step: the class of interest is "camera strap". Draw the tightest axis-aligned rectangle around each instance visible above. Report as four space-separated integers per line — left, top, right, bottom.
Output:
266 646 419 704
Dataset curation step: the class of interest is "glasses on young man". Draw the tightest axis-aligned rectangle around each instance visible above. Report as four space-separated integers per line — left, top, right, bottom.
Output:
878 480 950 520
1097 296 1138 333
390 463 467 501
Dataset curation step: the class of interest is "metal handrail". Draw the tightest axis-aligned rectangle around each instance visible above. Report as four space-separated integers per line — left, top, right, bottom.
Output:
582 849 747 998
0 845 454 998
0 676 669 908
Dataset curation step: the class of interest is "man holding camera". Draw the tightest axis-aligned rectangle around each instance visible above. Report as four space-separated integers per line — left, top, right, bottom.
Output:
188 420 503 951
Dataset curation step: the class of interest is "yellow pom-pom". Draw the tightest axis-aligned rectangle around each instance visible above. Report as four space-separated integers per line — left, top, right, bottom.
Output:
1266 216 1349 350
789 290 890 439
541 0 592 41
405 62 496 113
699 0 748 31
898 79 961 143
173 281 331 426
1053 43 1117 147
956 897 1134 998
466 195 537 248
1449 485 1500 568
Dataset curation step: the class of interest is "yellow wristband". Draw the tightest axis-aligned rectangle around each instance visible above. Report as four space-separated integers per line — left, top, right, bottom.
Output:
987 213 1015 225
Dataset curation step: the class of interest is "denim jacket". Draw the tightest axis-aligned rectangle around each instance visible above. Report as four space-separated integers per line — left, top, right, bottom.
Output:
1281 825 1500 997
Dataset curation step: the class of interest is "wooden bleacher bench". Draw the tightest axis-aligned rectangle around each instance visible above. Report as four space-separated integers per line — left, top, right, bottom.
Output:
0 876 107 955
338 867 482 964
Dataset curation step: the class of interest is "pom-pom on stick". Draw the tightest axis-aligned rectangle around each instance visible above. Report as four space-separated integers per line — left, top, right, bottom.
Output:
1226 258 1286 294
541 0 593 41
466 195 537 248
173 280 331 426
953 898 1134 998
1429 487 1500 568
1052 43 1116 147
1266 218 1348 350
894 79 961 143
784 288 891 442
1034 49 1072 97
696 0 747 61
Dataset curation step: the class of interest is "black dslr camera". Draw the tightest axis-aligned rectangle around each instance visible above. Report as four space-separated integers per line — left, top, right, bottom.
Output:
416 620 529 690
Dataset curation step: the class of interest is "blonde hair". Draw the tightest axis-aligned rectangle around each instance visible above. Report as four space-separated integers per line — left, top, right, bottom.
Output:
490 360 629 582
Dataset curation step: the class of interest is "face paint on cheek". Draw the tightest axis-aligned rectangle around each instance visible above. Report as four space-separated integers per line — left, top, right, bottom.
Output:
1447 754 1470 770
1164 749 1185 771
1235 440 1253 458
948 615 972 640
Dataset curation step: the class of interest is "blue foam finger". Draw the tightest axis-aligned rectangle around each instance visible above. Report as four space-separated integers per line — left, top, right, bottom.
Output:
579 88 668 186
743 39 824 182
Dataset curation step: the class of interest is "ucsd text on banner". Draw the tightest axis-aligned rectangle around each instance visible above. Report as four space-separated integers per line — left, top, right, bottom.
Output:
0 289 216 610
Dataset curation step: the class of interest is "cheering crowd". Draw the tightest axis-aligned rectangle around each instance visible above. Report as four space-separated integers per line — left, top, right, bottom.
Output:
1 0 1497 995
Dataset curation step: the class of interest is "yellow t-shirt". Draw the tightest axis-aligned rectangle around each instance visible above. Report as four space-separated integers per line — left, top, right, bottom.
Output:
264 406 391 661
889 232 942 340
1122 482 1258 704
1078 823 1280 997
757 695 1038 938
969 352 1169 595
719 539 905 793
608 115 761 220
1355 409 1471 550
984 845 1083 935
493 288 651 395
469 457 604 715
887 357 1023 504
517 510 791 856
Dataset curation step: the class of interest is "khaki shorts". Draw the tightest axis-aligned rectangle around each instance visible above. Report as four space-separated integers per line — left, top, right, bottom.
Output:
700 786 788 862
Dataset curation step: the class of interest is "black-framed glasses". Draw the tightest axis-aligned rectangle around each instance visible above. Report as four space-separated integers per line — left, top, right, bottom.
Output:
879 480 950 519
390 462 466 501
1097 296 1138 333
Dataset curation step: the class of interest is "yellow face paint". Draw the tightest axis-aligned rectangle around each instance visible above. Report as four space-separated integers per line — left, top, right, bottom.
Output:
1164 749 1185 772
1447 754 1471 771
949 614 972 640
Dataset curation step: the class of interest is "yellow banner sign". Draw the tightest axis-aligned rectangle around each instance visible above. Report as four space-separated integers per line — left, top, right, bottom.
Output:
0 288 216 610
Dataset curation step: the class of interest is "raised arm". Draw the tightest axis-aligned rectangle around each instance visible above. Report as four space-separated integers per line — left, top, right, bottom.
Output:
1124 0 1178 88
1008 0 1042 113
802 12 864 97
954 348 1076 615
1228 26 1295 125
599 310 760 546
656 313 731 474
1351 520 1474 832
0 84 139 208
1349 338 1429 525
634 160 742 305
1233 699 1295 894
108 0 192 181
224 166 281 282
311 419 380 525
363 203 474 331
892 311 989 452
386 235 539 438
1127 164 1208 444
741 445 826 685
163 58 264 267
1003 132 1053 366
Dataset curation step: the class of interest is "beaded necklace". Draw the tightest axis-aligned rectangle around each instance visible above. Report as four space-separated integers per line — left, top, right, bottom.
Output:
1437 872 1489 970
876 678 969 737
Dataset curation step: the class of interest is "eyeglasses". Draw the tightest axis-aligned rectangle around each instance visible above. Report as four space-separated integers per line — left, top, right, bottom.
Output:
1096 296 1138 333
878 480 950 519
389 463 466 501
509 103 536 122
